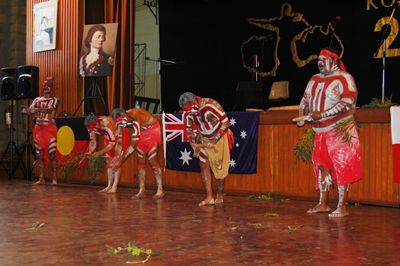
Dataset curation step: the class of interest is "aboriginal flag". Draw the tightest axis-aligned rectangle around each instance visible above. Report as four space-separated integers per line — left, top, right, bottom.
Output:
55 117 90 165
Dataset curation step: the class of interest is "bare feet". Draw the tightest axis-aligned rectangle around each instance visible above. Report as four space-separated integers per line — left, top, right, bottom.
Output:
198 197 215 207
328 208 349 218
135 191 146 198
153 191 164 199
307 203 331 214
34 179 45 185
52 180 57 185
215 193 224 204
99 187 111 193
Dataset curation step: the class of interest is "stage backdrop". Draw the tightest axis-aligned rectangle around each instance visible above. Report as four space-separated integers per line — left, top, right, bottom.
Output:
159 0 400 112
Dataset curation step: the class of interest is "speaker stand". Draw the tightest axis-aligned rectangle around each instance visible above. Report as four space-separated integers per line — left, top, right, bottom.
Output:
0 100 27 179
16 142 35 180
73 77 108 116
16 103 36 180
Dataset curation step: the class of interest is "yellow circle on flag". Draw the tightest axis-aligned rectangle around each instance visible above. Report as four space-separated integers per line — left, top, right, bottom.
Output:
57 126 75 156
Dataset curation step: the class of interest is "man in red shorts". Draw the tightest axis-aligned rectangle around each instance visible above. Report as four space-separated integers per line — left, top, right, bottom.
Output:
23 77 58 185
115 108 164 199
297 47 362 218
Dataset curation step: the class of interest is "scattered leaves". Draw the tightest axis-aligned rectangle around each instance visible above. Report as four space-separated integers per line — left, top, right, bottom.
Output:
107 242 155 264
25 221 45 231
248 192 288 201
286 224 304 234
264 212 279 217
248 222 268 229
248 194 272 201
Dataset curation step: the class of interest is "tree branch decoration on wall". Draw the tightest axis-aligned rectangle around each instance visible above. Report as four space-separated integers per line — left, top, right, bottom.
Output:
33 0 58 52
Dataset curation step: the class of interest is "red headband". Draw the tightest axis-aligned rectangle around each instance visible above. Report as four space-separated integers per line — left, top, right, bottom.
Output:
180 96 201 113
319 49 346 71
86 118 101 130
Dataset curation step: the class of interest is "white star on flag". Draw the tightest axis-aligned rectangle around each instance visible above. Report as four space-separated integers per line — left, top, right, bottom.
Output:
164 112 259 174
179 148 192 165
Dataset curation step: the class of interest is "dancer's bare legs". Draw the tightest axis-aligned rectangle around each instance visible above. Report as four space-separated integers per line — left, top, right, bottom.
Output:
49 139 57 185
215 179 225 204
135 167 146 198
33 145 45 185
108 168 121 193
329 184 350 218
148 148 164 199
198 160 214 206
99 168 114 192
307 166 331 213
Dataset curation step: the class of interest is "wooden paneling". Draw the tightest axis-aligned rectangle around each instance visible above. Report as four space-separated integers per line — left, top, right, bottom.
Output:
26 0 84 115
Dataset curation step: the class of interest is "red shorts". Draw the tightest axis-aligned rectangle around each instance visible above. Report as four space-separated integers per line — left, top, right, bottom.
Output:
137 123 161 153
312 124 362 186
33 123 57 164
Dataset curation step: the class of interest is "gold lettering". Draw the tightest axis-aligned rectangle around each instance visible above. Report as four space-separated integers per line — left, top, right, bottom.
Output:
367 0 379 10
374 16 400 58
381 0 395 7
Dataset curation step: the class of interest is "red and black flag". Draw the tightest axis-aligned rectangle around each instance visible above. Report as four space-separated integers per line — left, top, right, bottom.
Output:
55 117 90 165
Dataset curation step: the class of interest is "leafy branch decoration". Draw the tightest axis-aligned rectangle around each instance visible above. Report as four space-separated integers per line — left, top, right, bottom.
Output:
59 152 106 184
333 118 359 146
362 97 395 108
294 128 314 163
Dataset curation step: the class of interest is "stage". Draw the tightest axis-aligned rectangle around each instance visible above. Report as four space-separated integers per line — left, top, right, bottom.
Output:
0 178 399 265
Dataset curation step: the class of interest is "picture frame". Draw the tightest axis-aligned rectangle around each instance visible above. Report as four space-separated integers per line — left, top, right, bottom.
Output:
33 0 58 52
79 23 118 77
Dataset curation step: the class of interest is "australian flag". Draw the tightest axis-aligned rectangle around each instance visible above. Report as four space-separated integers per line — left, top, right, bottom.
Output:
163 112 259 174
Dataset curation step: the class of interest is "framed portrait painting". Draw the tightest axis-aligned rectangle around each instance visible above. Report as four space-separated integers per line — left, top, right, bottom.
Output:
79 23 118 77
33 0 58 52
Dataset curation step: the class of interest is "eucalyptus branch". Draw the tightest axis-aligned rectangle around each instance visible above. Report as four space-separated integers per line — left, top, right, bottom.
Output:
59 152 106 183
286 224 304 234
107 242 154 264
87 154 106 184
294 128 314 163
334 118 359 146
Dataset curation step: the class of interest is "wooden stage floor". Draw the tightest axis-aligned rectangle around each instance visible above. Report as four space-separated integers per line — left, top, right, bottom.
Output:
0 178 399 265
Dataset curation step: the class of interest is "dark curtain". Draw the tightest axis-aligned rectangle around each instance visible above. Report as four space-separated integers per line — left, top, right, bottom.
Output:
104 0 135 111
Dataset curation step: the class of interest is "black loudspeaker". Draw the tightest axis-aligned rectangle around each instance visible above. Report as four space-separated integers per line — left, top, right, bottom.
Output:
235 81 265 110
1 67 17 100
16 65 39 99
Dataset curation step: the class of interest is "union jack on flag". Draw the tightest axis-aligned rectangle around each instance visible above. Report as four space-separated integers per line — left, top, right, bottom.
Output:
163 112 188 142
162 112 259 174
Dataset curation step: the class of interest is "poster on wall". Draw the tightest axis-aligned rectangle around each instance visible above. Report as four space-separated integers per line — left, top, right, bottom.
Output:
79 23 118 77
33 0 58 52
